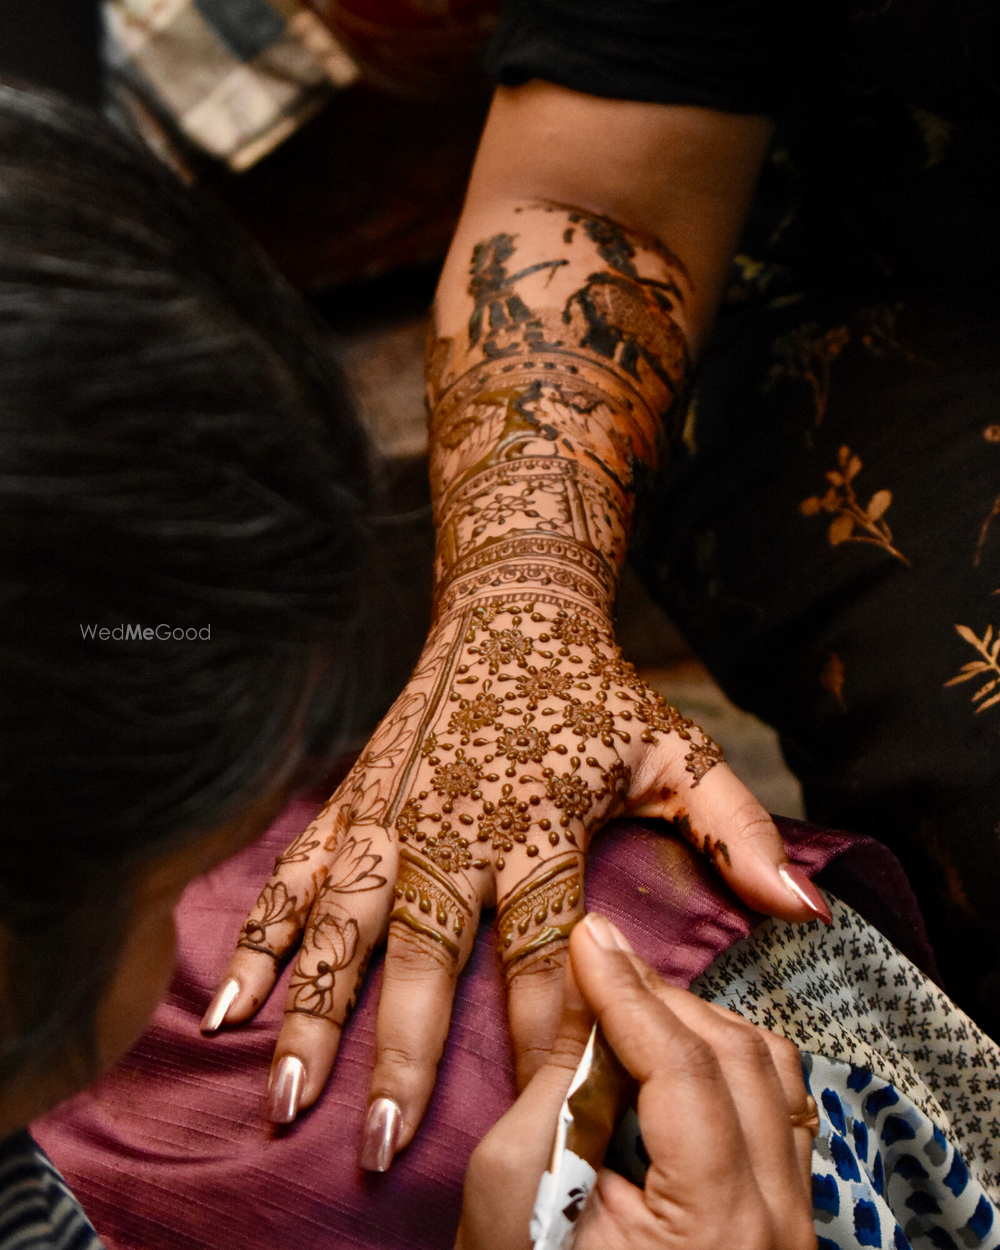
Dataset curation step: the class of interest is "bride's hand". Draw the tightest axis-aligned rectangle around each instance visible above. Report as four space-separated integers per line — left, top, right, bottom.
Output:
203 601 828 1170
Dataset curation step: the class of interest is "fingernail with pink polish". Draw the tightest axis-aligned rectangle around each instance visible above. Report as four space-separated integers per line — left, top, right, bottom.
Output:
359 1097 402 1172
200 977 240 1033
264 1055 305 1124
582 913 635 953
778 863 833 924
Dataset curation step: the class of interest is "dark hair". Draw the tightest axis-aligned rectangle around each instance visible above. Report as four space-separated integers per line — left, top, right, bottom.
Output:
0 83 376 1081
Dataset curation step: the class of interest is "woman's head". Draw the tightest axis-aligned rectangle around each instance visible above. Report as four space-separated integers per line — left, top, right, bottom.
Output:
0 83 375 1105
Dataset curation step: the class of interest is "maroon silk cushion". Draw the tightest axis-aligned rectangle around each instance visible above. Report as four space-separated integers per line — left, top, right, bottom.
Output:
32 802 931 1250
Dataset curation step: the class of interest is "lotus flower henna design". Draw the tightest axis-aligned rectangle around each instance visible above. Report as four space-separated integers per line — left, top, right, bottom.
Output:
239 880 298 954
288 915 360 1018
321 836 387 895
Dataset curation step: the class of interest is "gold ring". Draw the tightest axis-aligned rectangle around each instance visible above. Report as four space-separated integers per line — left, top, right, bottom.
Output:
789 1095 821 1137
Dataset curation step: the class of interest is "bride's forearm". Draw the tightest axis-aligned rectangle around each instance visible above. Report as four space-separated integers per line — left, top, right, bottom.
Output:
427 199 690 628
427 84 771 629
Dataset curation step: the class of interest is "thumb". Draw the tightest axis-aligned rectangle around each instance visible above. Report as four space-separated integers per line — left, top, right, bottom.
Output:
629 749 831 925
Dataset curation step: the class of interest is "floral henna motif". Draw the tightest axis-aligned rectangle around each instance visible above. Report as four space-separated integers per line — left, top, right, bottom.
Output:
432 751 484 803
448 691 504 740
272 828 321 873
284 838 387 1020
477 785 535 867
287 915 359 1018
475 627 534 672
239 880 300 957
493 721 551 766
512 664 576 707
684 735 726 787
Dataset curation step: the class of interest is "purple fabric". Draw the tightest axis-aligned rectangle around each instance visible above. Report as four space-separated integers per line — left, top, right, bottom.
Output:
31 805 929 1250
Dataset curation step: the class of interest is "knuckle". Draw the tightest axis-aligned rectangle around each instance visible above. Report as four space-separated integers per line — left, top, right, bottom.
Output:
375 1042 429 1075
720 1022 774 1069
730 803 779 847
386 921 458 979
672 1030 725 1084
504 941 567 991
767 1032 805 1074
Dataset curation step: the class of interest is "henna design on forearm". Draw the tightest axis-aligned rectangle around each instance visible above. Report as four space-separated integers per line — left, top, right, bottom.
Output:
428 204 692 630
259 207 722 996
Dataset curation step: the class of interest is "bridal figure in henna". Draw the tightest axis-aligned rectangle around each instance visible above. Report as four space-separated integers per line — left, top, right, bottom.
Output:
205 86 832 1172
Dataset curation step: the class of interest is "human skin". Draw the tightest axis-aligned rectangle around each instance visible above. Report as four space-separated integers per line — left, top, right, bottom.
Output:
0 786 293 1139
210 82 831 1162
456 915 817 1250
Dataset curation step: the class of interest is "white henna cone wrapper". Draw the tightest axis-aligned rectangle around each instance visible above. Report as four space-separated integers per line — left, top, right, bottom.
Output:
530 1025 635 1250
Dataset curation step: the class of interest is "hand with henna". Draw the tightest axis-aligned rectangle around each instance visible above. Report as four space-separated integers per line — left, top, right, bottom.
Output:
202 87 831 1169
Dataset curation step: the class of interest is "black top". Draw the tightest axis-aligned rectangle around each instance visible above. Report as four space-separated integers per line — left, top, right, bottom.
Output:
487 0 1000 290
487 0 798 116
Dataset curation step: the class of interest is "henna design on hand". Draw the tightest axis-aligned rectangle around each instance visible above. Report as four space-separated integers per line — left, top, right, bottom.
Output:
390 847 474 958
239 880 300 958
286 838 387 1020
495 854 581 974
252 207 727 1014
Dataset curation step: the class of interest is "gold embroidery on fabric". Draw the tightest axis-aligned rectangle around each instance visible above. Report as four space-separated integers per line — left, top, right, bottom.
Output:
945 622 1000 713
800 445 909 565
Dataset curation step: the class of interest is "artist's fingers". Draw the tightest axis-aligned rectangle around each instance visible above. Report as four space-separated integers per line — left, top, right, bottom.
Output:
262 832 394 1122
570 917 816 1249
360 848 483 1169
634 977 813 1199
628 737 831 924
498 848 586 1089
455 932 598 1250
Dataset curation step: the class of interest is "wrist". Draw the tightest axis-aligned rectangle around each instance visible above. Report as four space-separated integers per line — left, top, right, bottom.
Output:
432 538 618 631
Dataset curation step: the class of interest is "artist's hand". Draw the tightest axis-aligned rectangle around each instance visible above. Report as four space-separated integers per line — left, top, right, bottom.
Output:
456 914 817 1250
202 601 828 1167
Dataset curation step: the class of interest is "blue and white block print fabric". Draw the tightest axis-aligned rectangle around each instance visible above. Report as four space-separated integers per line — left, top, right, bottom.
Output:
806 1052 1000 1250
